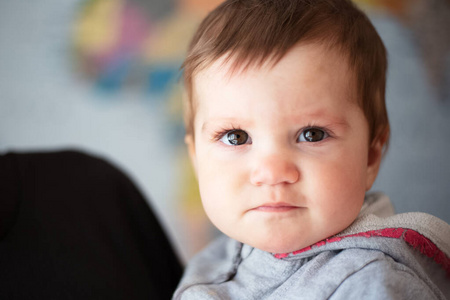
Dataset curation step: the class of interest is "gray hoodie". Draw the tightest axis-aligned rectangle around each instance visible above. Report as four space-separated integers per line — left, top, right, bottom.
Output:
173 193 450 299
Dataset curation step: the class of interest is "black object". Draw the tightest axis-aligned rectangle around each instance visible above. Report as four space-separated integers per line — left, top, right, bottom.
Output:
0 150 182 299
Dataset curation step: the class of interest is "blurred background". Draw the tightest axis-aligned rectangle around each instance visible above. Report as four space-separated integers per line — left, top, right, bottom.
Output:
0 0 449 263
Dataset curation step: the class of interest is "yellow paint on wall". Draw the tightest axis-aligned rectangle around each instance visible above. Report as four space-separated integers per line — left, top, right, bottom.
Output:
73 0 123 55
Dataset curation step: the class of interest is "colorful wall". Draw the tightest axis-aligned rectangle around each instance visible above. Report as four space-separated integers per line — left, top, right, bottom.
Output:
1 0 449 262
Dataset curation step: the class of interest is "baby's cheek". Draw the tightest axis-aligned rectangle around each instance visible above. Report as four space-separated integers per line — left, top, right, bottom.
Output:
199 175 231 212
308 161 365 206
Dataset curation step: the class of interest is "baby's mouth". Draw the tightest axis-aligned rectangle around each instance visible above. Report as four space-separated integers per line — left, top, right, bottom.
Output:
251 202 301 212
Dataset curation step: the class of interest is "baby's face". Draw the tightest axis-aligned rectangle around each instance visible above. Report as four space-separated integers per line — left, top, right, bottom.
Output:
187 44 380 253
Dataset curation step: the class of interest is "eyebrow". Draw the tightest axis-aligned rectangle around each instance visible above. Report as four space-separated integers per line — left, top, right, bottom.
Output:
200 111 351 133
294 111 351 128
201 118 251 133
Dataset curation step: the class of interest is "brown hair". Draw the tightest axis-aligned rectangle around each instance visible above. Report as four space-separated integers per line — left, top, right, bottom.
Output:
182 0 389 149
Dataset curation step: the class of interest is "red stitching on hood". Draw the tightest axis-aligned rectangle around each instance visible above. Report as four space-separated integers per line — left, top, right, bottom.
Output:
274 228 450 275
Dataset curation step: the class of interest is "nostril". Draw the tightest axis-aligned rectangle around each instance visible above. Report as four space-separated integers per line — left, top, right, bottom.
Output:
288 169 300 184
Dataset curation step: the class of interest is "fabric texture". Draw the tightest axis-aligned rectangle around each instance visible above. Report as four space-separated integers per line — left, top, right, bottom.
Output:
0 150 182 300
173 193 450 300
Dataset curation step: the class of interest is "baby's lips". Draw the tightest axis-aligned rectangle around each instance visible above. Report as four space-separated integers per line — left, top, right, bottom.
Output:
251 202 303 212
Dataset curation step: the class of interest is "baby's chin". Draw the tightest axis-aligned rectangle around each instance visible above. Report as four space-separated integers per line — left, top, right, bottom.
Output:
238 234 323 255
251 242 310 255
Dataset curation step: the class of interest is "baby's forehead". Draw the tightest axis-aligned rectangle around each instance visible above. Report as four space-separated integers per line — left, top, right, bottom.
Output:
193 44 357 99
195 42 352 78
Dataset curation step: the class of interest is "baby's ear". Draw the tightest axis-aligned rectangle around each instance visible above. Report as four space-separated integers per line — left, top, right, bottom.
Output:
365 130 388 191
185 134 198 175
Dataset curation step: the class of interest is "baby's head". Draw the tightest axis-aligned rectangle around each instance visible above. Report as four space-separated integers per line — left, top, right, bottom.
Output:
182 0 390 253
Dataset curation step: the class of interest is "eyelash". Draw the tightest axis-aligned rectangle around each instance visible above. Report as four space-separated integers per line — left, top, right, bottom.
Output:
211 124 333 144
297 125 333 141
212 126 243 142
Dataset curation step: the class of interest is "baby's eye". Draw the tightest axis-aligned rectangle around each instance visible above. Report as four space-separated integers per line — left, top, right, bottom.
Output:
298 128 328 142
220 129 250 146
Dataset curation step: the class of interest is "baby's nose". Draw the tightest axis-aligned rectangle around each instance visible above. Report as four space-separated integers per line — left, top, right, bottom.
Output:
250 154 299 186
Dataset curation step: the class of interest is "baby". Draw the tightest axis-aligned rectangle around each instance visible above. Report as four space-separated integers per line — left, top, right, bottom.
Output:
174 0 450 299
